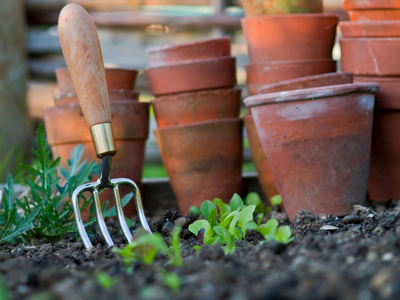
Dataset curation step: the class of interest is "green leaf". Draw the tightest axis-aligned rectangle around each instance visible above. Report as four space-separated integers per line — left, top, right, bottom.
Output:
229 193 244 211
193 245 201 252
158 269 181 294
189 206 201 215
271 195 283 206
188 220 214 245
213 198 231 216
207 208 218 225
245 192 265 214
220 210 238 229
276 225 293 244
257 219 279 236
200 200 217 220
228 212 241 236
95 273 115 290
169 225 182 267
257 213 264 226
237 205 256 239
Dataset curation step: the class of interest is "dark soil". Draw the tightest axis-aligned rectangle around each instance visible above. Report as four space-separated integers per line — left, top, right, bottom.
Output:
2 202 400 300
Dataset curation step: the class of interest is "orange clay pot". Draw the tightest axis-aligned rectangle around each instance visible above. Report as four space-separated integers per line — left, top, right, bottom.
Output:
241 14 338 63
243 114 279 203
340 37 400 76
54 89 139 105
241 0 323 16
152 88 241 128
246 59 336 96
244 83 379 221
146 57 236 96
347 10 400 21
258 72 353 94
344 0 400 10
55 67 138 93
155 118 243 214
339 20 400 37
44 100 149 219
146 37 231 66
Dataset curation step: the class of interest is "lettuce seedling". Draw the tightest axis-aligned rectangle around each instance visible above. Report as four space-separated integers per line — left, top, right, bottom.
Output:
167 225 182 267
271 195 283 206
158 269 181 294
214 226 236 254
95 272 115 290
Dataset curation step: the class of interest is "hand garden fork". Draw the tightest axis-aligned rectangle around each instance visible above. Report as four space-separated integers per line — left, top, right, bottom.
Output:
58 4 152 250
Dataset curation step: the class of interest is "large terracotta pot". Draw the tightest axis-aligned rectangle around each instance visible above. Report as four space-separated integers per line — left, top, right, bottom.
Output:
241 14 338 63
241 0 323 16
243 114 279 202
155 118 243 214
55 67 138 93
152 88 241 128
54 89 139 105
44 100 149 218
339 20 400 37
340 38 400 76
246 59 336 95
146 57 236 96
146 36 231 66
244 83 379 221
258 72 353 94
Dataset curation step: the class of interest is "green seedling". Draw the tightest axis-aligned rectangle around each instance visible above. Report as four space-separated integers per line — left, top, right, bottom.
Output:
158 269 181 294
0 277 10 300
95 272 115 290
167 225 182 267
271 195 283 206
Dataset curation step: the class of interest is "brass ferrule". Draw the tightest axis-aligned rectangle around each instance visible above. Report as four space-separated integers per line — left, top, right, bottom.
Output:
90 123 117 158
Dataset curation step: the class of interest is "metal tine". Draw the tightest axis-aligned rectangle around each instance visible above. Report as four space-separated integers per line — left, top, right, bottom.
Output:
112 185 133 243
93 189 114 247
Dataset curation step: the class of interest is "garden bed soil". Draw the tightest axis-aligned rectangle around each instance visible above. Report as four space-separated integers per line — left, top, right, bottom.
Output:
1 202 400 300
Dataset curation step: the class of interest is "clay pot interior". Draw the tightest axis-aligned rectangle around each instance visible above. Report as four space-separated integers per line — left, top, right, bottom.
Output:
244 83 380 220
54 89 140 105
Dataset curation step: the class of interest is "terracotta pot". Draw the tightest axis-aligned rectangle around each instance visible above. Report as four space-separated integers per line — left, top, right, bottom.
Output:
55 67 138 93
339 20 400 37
354 76 400 110
155 118 243 214
340 38 400 76
243 114 279 202
347 10 400 21
146 37 231 66
368 110 400 201
242 0 323 16
258 72 353 94
246 59 336 96
344 0 400 10
152 88 241 128
244 83 380 221
44 100 149 219
241 14 338 63
54 89 139 105
146 57 236 96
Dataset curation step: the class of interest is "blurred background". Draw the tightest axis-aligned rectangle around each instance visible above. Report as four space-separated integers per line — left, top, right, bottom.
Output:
0 0 348 181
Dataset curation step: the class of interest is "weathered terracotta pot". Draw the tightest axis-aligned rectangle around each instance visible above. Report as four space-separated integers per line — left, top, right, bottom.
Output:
244 83 380 221
258 72 353 94
241 14 338 63
339 20 400 37
152 88 241 128
44 100 149 219
242 0 323 16
56 67 138 93
344 0 400 10
243 114 279 202
54 89 139 105
246 59 336 95
146 37 231 66
347 10 400 21
146 57 236 96
155 118 243 214
340 38 400 75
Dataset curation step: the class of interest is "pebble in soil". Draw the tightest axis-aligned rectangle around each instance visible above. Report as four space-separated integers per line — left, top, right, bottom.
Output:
2 203 400 299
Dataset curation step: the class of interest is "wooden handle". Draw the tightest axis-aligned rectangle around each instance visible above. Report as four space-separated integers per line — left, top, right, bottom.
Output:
58 4 110 128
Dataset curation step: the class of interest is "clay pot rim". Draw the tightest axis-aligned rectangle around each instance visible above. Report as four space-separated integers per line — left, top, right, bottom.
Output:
246 58 334 68
244 83 380 107
339 20 400 37
151 87 240 103
55 66 139 73
54 89 140 101
341 36 400 40
257 72 353 94
155 117 241 132
146 36 231 54
146 56 235 71
241 13 339 22
344 0 400 10
355 75 400 82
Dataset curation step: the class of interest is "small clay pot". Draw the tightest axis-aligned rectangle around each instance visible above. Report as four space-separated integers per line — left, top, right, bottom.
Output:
243 114 279 202
246 59 336 96
244 83 380 220
155 118 243 214
241 14 338 63
347 9 400 21
368 110 400 201
44 100 149 219
146 37 231 66
344 0 400 10
354 76 400 109
56 67 138 93
258 72 353 94
146 57 236 96
54 89 139 105
242 0 323 16
340 38 400 76
152 88 241 128
339 20 400 37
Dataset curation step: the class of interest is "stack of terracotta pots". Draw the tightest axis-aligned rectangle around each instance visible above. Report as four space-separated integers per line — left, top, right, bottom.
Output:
145 37 243 214
340 6 400 202
44 67 149 218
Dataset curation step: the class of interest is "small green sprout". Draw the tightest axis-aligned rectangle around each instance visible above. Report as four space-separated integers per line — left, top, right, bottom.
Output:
271 195 283 206
95 272 115 290
158 269 181 293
